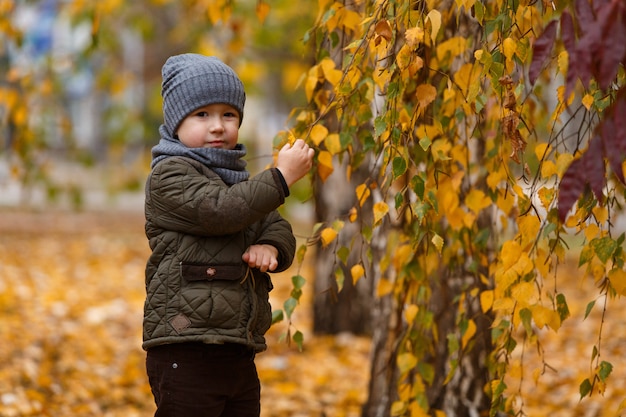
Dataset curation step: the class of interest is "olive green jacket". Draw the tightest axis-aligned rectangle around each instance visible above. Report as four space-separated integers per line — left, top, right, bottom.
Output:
143 156 295 352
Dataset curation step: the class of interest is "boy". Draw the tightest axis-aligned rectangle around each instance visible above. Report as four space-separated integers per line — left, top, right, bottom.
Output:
143 53 314 417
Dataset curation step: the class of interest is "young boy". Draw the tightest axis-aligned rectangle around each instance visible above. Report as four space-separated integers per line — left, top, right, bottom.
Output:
143 53 314 417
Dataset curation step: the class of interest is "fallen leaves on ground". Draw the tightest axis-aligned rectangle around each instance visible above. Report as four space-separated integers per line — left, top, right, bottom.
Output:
0 210 625 416
0 210 370 417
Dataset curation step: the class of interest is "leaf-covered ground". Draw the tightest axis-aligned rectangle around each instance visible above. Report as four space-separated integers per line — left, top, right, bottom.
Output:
0 210 624 416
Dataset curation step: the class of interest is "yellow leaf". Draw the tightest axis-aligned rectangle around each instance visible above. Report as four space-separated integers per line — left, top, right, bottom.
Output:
436 36 466 62
514 252 534 276
356 183 371 207
531 305 561 330
592 206 608 223
393 244 413 270
404 304 419 325
405 26 424 48
454 63 480 102
391 401 406 416
508 360 522 379
540 160 557 178
461 318 476 349
556 153 574 178
397 352 418 373
431 138 451 161
324 133 342 155
373 201 389 224
341 9 362 32
351 264 365 285
582 93 594 111
465 189 491 214
305 66 319 102
377 277 394 296
317 150 334 182
517 215 540 249
426 9 441 43
500 241 522 269
584 223 600 242
415 124 443 141
310 124 328 146
255 1 270 24
538 187 555 209
609 268 626 296
493 297 515 312
349 207 358 222
502 37 517 60
410 402 430 417
496 190 515 216
320 227 337 247
319 57 343 86
486 167 507 189
534 142 550 159
480 290 494 313
431 234 444 254
416 83 437 108
557 50 569 77
511 281 538 305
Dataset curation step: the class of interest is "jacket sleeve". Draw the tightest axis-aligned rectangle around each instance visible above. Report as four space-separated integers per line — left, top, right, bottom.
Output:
147 157 288 236
254 210 296 272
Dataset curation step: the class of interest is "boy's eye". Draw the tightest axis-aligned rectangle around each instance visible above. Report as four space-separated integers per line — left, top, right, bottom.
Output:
224 112 237 118
196 111 208 117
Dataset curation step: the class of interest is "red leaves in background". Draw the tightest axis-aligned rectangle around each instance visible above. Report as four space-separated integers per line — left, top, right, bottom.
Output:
557 91 626 222
530 0 626 222
529 20 556 84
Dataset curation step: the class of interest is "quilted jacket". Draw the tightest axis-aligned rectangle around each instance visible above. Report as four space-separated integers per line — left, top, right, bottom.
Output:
142 156 296 352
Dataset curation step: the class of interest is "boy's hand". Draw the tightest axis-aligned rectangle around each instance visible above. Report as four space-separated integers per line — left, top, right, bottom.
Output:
276 139 315 187
242 244 279 272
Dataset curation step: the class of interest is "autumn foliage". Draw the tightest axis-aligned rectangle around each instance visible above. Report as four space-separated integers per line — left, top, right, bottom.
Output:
529 0 626 221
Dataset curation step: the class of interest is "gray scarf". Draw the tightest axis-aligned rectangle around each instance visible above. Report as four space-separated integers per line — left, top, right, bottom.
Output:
151 124 250 185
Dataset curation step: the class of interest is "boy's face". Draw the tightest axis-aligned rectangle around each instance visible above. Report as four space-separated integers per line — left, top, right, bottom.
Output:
176 103 240 149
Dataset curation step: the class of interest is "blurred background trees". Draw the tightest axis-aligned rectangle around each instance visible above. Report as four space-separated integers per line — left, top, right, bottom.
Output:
1 0 313 206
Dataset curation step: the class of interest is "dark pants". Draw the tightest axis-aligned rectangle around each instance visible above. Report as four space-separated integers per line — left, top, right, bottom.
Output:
146 342 260 417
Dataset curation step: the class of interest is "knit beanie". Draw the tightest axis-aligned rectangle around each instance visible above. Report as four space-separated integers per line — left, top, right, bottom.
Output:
161 53 246 137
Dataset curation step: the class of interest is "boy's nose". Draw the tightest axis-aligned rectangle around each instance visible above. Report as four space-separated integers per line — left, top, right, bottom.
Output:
208 118 224 131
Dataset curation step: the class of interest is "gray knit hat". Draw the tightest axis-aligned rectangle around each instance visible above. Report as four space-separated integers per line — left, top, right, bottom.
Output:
161 53 246 136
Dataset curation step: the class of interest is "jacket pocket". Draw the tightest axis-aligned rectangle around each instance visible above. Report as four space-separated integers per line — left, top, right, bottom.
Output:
179 262 248 329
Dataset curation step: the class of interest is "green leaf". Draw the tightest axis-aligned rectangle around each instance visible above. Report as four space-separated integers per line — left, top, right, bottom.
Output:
579 378 592 399
337 246 350 264
397 352 418 374
598 361 613 382
292 274 306 290
292 330 304 352
556 293 570 322
418 362 435 385
579 245 594 267
392 156 407 178
519 308 533 337
411 175 425 200
374 116 387 137
335 267 345 291
419 135 431 151
584 300 596 320
284 297 298 319
590 236 617 264
271 309 284 325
